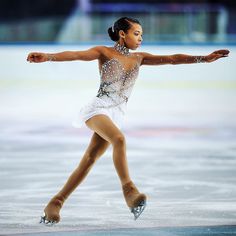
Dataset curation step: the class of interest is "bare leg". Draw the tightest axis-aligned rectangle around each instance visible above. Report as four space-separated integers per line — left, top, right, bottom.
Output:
86 114 131 185
42 114 146 224
86 115 147 219
42 132 110 223
57 132 110 199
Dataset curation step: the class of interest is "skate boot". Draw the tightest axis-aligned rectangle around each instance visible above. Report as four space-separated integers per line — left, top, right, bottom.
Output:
122 181 147 220
40 195 65 226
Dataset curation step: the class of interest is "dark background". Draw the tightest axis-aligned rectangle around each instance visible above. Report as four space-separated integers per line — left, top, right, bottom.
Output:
1 0 236 20
0 0 235 42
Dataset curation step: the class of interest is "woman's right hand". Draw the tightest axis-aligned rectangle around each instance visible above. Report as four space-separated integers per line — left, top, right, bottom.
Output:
27 52 48 63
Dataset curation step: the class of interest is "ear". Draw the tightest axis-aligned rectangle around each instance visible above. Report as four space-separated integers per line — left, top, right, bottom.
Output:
119 30 126 39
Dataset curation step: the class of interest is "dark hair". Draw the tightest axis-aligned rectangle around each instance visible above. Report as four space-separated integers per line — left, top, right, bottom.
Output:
107 17 141 42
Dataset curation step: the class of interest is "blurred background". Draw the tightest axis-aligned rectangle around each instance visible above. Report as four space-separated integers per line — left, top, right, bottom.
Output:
0 0 236 44
0 0 235 125
0 1 236 235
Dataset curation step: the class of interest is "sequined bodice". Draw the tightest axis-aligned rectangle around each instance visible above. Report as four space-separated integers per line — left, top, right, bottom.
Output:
96 57 139 108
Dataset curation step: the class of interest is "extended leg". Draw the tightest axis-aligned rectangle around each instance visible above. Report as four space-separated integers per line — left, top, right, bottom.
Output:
57 132 110 199
86 115 131 186
86 115 147 220
41 132 110 225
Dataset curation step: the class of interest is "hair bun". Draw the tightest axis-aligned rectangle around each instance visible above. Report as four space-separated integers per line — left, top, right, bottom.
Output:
107 26 119 42
107 17 141 42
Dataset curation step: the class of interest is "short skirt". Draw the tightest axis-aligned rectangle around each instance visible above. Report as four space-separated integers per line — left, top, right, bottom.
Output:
72 97 126 129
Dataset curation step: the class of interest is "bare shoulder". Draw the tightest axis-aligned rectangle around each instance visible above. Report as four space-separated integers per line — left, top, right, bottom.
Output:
93 45 107 50
72 45 110 61
88 45 107 53
132 52 150 64
79 45 110 60
132 51 153 59
96 45 115 51
134 51 153 57
92 45 113 56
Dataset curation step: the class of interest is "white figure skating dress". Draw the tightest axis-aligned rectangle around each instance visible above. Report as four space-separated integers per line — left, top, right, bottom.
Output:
73 43 140 128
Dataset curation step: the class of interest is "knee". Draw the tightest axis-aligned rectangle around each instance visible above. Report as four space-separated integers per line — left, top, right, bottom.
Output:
112 134 126 147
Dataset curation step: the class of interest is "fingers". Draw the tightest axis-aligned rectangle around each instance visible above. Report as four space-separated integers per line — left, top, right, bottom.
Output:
214 49 230 57
27 52 36 62
27 52 43 63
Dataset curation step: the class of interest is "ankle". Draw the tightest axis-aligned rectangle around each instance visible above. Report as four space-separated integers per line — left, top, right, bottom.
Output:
122 181 138 194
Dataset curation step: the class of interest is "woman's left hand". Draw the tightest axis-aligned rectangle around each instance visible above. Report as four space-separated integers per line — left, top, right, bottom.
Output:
205 49 230 62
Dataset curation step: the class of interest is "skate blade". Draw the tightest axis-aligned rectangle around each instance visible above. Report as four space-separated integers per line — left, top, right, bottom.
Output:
39 215 57 226
130 199 146 220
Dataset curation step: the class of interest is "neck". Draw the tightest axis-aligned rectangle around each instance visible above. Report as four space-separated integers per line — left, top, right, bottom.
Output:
114 42 130 56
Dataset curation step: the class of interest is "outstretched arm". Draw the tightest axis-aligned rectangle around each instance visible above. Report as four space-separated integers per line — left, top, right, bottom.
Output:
140 49 230 66
27 46 105 63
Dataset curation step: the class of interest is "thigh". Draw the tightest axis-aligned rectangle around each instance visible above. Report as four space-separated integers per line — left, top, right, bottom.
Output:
85 114 124 144
85 131 110 157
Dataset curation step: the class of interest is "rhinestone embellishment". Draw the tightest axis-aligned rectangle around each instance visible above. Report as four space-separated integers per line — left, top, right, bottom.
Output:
114 43 130 56
96 58 139 109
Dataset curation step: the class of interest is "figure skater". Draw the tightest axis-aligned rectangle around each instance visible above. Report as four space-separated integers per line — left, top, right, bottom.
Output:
27 17 229 225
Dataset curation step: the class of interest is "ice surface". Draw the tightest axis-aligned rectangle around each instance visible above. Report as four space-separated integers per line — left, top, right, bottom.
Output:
0 45 236 235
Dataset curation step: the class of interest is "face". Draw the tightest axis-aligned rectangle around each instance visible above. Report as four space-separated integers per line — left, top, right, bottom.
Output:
119 23 143 50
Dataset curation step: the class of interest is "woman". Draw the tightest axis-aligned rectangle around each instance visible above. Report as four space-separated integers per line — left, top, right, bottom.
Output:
27 17 229 225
